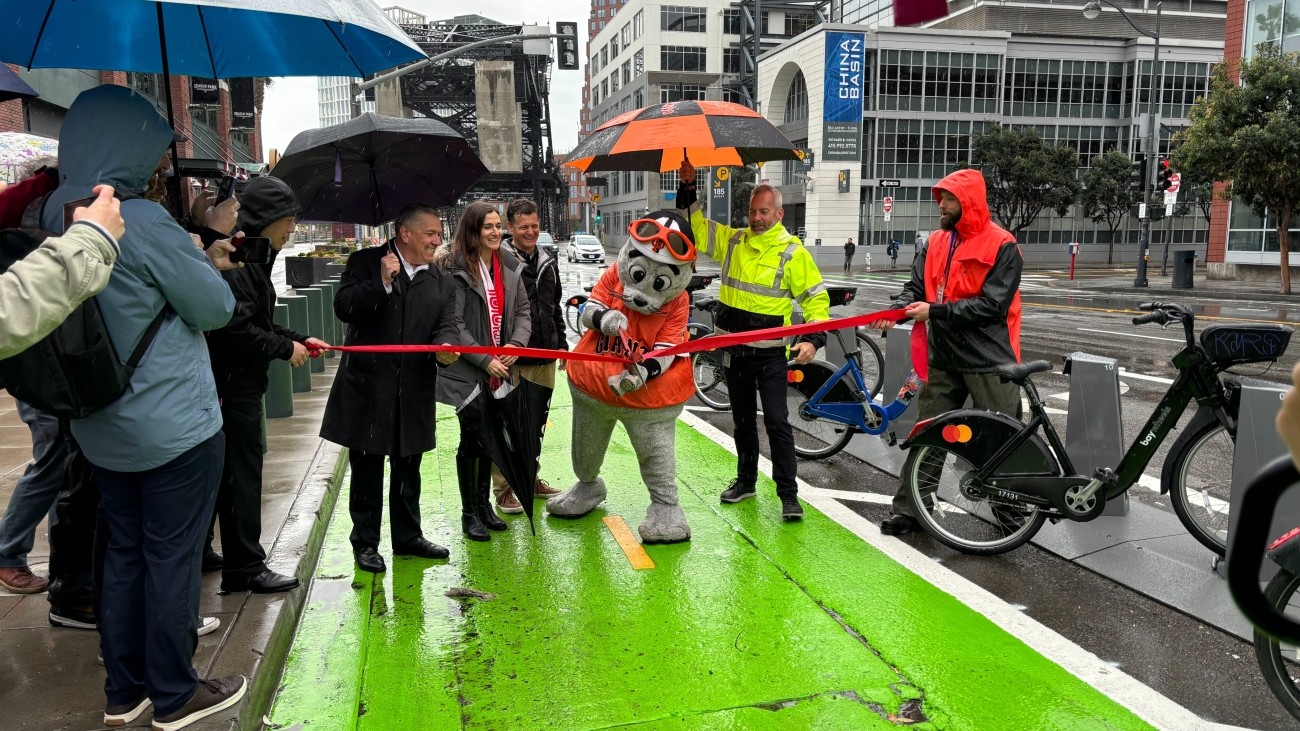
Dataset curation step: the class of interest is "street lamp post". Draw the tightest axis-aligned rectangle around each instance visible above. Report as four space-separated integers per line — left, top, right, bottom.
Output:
1083 0 1162 288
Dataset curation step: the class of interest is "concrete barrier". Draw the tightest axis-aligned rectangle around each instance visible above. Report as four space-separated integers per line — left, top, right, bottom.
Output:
297 288 327 374
313 281 338 358
278 295 313 392
265 302 295 418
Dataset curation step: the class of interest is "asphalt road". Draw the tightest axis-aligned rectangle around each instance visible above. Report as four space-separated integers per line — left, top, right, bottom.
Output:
556 251 1300 730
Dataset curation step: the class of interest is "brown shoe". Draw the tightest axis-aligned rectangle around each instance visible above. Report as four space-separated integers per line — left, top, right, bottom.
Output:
151 675 247 731
0 566 48 594
534 478 562 498
497 489 524 515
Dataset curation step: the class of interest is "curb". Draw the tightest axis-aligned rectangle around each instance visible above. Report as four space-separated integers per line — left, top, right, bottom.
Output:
207 440 347 731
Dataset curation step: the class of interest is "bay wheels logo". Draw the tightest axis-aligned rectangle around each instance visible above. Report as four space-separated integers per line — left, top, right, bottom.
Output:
941 423 973 444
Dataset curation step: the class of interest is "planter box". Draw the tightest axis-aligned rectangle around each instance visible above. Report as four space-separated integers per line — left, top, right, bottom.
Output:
286 257 330 289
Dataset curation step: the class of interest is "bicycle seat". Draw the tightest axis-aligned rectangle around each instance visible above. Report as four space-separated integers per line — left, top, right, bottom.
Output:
993 360 1053 384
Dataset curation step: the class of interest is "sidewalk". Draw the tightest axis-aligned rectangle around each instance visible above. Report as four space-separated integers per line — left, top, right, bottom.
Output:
0 361 345 730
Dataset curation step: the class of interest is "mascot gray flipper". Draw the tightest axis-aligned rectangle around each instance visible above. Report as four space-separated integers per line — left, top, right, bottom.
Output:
546 211 698 543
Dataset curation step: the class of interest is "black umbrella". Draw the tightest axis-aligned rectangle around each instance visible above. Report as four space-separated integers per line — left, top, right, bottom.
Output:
272 113 489 226
471 376 553 534
0 65 36 103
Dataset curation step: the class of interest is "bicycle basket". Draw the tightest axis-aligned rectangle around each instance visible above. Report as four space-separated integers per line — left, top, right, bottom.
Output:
1199 324 1292 367
827 287 857 307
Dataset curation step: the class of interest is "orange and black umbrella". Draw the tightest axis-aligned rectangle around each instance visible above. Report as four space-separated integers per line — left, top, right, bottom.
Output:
563 100 801 173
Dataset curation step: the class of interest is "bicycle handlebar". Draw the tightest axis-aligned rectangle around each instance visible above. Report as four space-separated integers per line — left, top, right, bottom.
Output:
1131 302 1197 348
1132 311 1166 326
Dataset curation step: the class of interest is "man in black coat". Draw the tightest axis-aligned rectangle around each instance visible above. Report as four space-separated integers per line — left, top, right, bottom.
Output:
320 204 460 573
206 175 326 593
491 199 567 514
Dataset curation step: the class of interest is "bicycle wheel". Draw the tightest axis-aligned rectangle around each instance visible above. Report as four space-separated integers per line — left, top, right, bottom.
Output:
786 361 855 460
1167 418 1236 556
902 441 1048 555
1254 569 1300 723
692 351 731 410
565 302 587 336
817 330 884 399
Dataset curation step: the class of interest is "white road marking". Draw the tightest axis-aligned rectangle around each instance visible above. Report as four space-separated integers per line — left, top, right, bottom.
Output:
1118 368 1176 385
1079 327 1184 343
678 409 1242 731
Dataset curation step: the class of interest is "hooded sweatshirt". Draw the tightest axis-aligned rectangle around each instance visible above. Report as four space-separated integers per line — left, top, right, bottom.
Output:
207 176 307 396
892 169 1022 374
43 84 235 472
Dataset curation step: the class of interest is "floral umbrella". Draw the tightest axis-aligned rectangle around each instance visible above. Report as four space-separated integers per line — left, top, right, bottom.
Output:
0 132 58 184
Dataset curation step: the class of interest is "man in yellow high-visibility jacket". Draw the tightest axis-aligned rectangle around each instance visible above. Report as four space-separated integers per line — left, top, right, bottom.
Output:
677 160 831 522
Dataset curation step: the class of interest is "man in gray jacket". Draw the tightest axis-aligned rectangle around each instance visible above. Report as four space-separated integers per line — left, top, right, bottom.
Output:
42 84 244 729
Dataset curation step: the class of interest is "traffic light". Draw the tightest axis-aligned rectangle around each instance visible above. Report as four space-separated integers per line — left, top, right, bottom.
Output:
1131 158 1148 192
1157 159 1174 192
556 22 579 70
595 211 602 224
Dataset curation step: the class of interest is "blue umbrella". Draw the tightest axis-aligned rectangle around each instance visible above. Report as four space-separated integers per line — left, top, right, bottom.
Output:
0 0 425 78
0 65 36 103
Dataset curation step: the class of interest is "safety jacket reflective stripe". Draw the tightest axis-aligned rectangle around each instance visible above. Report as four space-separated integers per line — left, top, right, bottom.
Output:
689 208 831 328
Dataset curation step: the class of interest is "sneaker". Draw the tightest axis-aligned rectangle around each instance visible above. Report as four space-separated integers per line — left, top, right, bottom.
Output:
0 566 48 594
197 616 220 637
533 478 562 498
497 489 525 515
104 694 151 727
780 494 804 521
151 675 247 731
49 604 97 630
720 479 757 504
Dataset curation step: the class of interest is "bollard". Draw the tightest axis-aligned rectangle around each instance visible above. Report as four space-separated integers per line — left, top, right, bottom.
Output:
1064 353 1128 516
323 276 345 348
279 294 314 391
265 303 295 418
297 288 327 373
882 322 918 446
313 281 338 357
1226 379 1294 580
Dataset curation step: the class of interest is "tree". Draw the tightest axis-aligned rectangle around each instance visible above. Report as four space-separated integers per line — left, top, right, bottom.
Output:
1081 150 1140 264
1172 45 1300 294
969 126 1082 240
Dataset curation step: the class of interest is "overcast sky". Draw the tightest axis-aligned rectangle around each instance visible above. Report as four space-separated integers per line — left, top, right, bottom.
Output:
261 0 590 160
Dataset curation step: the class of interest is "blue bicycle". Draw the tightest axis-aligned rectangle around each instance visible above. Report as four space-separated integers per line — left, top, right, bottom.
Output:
787 324 921 459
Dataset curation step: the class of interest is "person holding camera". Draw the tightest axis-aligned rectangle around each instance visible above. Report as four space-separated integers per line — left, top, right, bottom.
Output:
204 176 326 594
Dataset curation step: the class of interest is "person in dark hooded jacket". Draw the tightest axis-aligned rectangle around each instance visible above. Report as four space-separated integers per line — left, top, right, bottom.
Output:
868 168 1023 536
203 176 327 594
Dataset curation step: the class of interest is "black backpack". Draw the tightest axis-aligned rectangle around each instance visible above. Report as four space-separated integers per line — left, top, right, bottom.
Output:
0 195 167 419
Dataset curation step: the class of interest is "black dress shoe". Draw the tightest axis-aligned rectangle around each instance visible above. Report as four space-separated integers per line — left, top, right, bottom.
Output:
202 548 224 573
354 548 386 573
880 513 919 535
478 505 508 531
394 537 451 560
222 569 300 594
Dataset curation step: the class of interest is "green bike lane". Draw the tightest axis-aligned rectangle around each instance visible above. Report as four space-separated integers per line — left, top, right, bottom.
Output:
267 380 1162 731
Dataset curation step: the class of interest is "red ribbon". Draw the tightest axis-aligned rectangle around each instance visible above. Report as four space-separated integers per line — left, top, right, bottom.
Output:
313 307 911 365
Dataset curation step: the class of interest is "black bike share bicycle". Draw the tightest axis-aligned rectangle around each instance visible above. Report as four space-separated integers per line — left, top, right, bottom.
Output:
902 301 1292 556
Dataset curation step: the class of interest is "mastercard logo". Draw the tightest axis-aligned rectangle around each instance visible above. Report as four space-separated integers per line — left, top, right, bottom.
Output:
941 424 973 443
787 370 804 383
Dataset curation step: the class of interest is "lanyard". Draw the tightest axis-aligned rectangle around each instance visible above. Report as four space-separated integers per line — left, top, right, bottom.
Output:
935 231 960 305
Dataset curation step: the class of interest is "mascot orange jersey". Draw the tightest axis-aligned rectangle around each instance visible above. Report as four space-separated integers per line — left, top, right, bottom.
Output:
567 266 695 409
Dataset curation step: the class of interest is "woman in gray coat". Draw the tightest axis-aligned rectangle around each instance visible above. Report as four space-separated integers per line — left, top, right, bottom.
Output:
436 201 532 541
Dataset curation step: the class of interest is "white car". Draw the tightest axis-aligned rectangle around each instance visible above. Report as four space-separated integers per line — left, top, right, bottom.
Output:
567 234 606 264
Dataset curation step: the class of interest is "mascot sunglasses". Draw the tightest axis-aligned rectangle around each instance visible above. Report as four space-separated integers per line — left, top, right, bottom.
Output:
629 218 696 262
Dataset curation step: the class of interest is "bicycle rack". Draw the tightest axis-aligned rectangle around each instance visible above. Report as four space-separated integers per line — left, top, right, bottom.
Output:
1224 379 1295 581
1063 353 1129 517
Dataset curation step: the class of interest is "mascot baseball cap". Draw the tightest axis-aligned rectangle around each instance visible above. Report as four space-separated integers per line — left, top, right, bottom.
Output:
628 210 697 264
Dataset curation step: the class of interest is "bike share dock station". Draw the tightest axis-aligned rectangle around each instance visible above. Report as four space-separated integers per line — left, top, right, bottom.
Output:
821 317 1292 643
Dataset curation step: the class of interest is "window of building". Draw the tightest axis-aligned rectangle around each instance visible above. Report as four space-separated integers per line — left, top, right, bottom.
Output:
621 22 632 46
1244 0 1300 59
660 83 707 102
622 60 631 85
782 138 808 185
127 72 160 99
1004 58 1062 117
634 88 644 107
660 169 708 192
723 86 746 104
784 72 808 123
878 49 924 112
611 71 620 92
591 53 600 73
661 46 707 72
602 78 609 98
634 49 645 77
599 20 606 30
722 8 742 34
611 36 620 58
661 6 707 32
598 8 605 18
623 171 632 192
633 9 644 38
784 13 814 36
636 171 645 191
613 174 621 196
723 48 741 75
601 47 608 67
